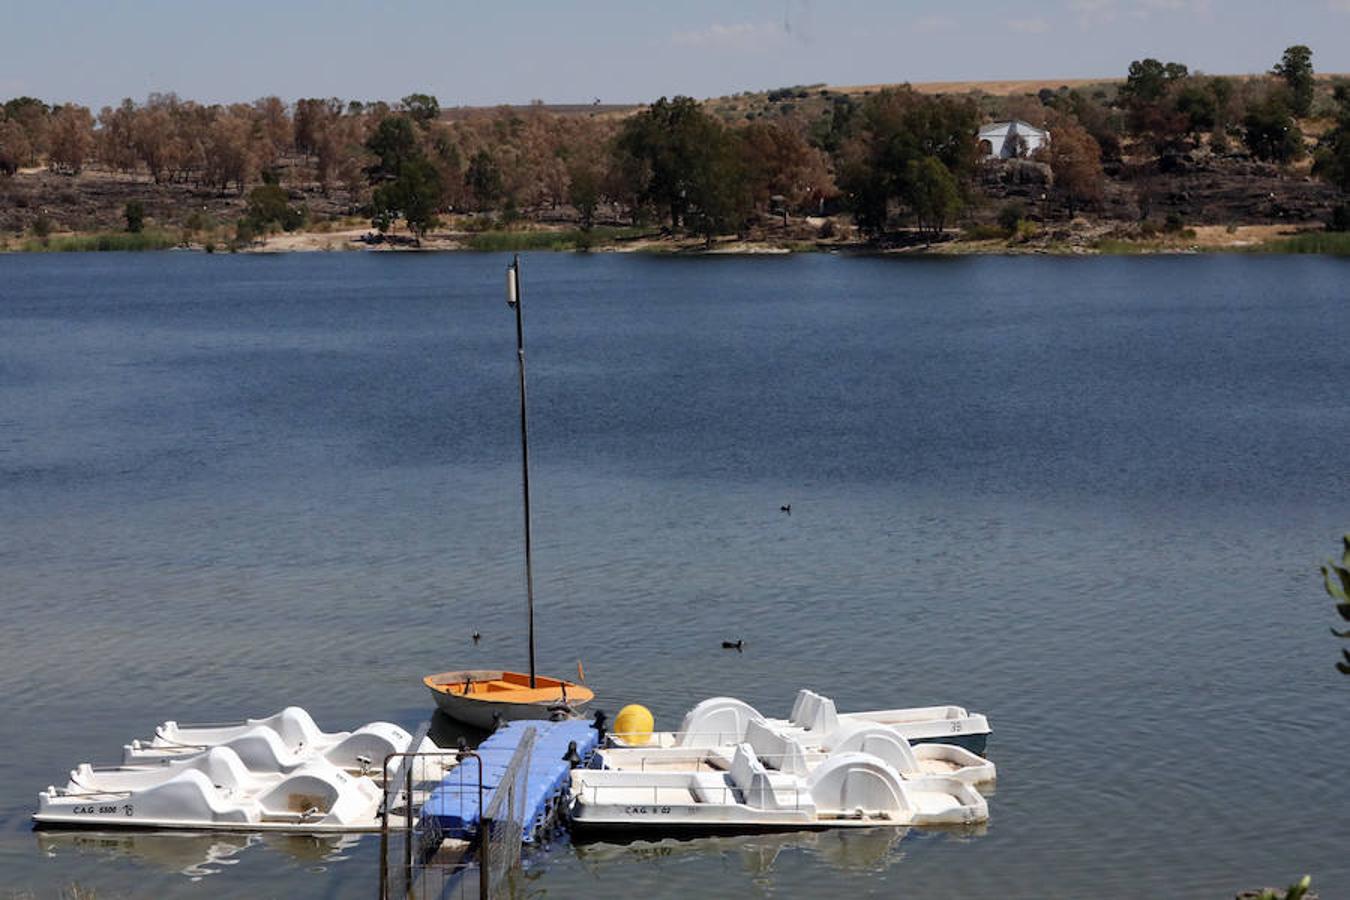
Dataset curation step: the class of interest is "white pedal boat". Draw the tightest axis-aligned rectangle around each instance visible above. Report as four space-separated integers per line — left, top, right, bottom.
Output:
596 717 995 786
35 746 384 832
612 691 990 755
569 743 987 834
123 707 414 776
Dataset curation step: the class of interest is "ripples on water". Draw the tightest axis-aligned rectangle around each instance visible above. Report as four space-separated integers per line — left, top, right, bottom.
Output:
1 252 1348 898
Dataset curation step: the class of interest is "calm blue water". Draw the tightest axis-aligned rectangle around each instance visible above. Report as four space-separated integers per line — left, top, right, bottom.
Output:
1 251 1348 898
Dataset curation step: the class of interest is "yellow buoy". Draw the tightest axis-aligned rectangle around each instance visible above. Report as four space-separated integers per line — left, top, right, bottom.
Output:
613 704 654 746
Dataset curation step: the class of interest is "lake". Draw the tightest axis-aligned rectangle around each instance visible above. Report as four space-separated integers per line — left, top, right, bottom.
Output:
1 251 1348 898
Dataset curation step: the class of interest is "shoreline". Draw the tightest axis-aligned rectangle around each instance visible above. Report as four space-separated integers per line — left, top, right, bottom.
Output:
3 221 1345 257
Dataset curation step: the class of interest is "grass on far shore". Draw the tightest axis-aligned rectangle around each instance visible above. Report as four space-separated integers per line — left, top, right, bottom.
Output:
1258 230 1350 255
17 229 179 252
462 225 653 252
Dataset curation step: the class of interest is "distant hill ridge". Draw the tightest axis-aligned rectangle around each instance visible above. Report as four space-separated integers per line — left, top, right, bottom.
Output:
442 73 1350 119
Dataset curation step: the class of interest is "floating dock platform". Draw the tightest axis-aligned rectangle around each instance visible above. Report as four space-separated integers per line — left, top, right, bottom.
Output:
422 719 599 844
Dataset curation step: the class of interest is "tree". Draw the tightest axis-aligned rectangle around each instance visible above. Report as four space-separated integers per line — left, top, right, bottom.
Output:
131 105 174 182
47 104 94 173
1243 91 1303 163
124 200 145 233
252 96 292 167
1047 122 1105 217
1174 81 1218 137
203 108 255 193
371 157 442 243
244 182 304 232
0 119 32 175
736 121 835 216
465 149 503 211
4 97 50 166
1121 59 1188 106
97 100 138 172
833 87 979 235
567 158 602 230
611 95 757 237
905 156 962 239
1313 85 1350 194
365 115 419 182
400 93 440 128
1273 45 1315 118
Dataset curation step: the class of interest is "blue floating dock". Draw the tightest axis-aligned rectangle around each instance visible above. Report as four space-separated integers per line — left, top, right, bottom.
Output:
422 719 599 844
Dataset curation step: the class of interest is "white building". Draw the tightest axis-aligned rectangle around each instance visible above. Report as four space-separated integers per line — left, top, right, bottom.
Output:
978 120 1050 160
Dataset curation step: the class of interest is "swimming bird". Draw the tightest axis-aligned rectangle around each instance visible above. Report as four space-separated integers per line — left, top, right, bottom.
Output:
780 504 791 515
471 631 481 644
722 639 744 651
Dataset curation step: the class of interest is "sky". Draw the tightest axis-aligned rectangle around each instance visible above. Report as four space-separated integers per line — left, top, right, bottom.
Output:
2 0 1349 109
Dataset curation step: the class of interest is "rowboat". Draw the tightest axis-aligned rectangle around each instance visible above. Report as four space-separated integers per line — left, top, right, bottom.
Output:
422 257 592 727
424 669 594 731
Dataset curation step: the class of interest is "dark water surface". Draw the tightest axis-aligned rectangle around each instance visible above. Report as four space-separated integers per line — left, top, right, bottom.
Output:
1 251 1347 898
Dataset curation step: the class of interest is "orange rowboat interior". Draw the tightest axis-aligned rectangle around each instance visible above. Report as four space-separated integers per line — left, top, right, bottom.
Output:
424 670 594 707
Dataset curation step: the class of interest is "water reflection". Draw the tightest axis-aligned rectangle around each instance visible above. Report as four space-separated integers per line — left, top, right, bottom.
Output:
35 830 364 881
572 825 985 878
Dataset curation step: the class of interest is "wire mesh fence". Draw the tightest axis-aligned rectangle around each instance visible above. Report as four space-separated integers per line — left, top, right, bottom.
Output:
379 725 537 900
479 726 536 900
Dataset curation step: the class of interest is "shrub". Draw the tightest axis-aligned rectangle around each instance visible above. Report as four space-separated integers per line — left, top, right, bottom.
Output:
124 200 145 233
962 223 1010 241
997 202 1025 233
1328 204 1350 233
31 213 52 239
1163 212 1185 233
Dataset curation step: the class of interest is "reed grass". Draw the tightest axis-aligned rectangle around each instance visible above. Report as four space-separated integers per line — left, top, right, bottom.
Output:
1258 231 1350 255
20 230 178 252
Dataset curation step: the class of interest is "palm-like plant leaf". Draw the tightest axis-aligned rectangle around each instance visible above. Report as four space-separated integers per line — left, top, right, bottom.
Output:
1323 563 1350 602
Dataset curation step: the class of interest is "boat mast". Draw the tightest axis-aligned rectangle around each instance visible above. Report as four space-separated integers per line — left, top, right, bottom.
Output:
506 254 537 688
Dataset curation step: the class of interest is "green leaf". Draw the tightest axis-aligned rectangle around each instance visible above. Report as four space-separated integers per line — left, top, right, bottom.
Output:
1323 565 1350 602
1333 626 1350 638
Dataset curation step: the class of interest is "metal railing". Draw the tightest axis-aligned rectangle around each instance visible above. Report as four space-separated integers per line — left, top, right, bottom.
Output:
379 747 483 900
378 727 540 900
478 727 536 900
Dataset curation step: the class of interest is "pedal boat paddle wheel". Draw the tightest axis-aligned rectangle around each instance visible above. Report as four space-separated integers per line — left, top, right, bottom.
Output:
424 257 592 728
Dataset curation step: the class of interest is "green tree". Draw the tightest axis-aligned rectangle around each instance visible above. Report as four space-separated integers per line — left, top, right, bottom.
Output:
905 156 962 239
1174 81 1218 136
466 149 503 211
613 96 747 236
1313 85 1350 193
365 115 419 181
567 159 601 230
124 200 145 233
244 182 302 231
372 157 443 243
833 87 978 236
1273 45 1315 118
1244 92 1303 163
1121 59 1188 106
400 93 441 128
